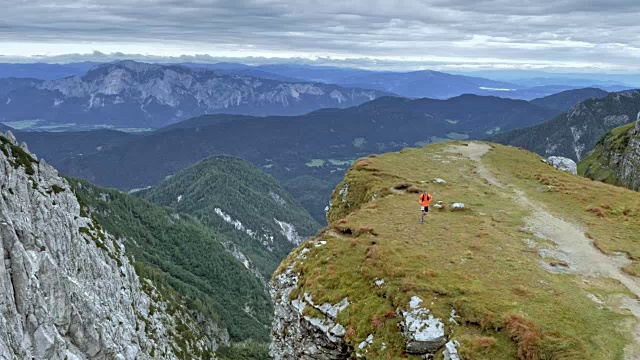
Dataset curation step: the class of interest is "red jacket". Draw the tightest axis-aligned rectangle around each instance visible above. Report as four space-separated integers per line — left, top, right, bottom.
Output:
419 193 433 206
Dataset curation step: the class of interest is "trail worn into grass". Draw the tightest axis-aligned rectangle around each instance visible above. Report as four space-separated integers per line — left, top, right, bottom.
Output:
448 142 640 356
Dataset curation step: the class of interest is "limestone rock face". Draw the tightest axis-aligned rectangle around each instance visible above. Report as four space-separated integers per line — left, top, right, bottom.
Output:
270 261 351 360
546 156 578 175
618 115 640 191
581 112 640 192
398 296 446 354
0 131 207 359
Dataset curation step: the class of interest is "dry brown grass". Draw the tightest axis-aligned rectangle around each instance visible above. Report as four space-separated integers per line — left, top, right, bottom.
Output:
549 260 569 268
353 159 373 170
504 314 544 359
475 336 497 349
371 315 385 329
586 205 608 218
512 285 534 297
406 185 421 193
356 226 378 237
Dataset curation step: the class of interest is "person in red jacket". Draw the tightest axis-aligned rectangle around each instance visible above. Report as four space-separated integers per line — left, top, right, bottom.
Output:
419 192 433 222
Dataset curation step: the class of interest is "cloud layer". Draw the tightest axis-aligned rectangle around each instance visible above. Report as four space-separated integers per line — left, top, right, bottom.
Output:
2 0 640 71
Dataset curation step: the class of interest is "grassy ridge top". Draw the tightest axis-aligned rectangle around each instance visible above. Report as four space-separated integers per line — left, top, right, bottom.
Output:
277 141 640 359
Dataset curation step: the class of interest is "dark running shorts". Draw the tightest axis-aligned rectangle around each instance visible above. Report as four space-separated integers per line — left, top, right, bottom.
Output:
421 206 429 212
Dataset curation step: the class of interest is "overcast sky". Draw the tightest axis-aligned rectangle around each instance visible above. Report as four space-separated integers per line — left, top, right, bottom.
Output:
2 0 640 72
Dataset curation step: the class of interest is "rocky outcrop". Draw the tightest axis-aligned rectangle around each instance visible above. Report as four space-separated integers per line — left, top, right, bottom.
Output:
546 156 578 175
0 131 214 358
618 116 640 191
270 256 351 360
399 296 445 354
579 113 640 191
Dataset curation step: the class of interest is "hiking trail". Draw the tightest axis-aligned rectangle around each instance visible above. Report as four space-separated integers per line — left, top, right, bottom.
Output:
447 142 640 357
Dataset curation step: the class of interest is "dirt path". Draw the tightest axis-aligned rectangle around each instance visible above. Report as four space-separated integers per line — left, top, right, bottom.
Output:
447 142 640 357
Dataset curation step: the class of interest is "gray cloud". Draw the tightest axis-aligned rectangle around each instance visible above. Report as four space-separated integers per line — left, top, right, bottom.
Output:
1 0 640 71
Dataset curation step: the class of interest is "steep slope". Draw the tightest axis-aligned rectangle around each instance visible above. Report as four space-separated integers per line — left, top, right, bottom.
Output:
530 87 609 111
137 155 321 278
67 177 275 346
271 141 640 359
489 91 640 161
50 95 556 222
0 61 385 128
579 115 640 191
0 131 218 358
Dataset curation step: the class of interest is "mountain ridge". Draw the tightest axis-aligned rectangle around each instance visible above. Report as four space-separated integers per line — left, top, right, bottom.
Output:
271 141 640 359
0 61 386 129
35 94 558 222
488 90 640 161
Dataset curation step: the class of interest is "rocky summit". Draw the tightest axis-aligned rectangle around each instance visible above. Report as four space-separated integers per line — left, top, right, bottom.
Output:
0 131 216 359
271 141 640 359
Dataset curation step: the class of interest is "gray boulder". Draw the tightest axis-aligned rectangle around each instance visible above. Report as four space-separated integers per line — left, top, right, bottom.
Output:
546 156 578 175
398 296 446 354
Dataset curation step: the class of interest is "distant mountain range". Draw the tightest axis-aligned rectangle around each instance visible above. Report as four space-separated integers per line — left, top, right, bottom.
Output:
0 62 631 113
0 61 385 129
191 64 629 99
0 62 99 80
16 94 558 222
489 91 640 161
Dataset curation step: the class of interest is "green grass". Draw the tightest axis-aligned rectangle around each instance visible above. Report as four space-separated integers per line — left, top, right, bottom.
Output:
276 142 636 359
486 142 640 284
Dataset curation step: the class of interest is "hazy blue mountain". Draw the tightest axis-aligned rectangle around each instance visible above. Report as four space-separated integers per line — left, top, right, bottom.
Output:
180 62 304 82
0 61 386 129
32 94 557 222
530 88 609 111
454 69 640 87
238 65 623 100
253 64 373 84
0 62 100 80
0 78 43 96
